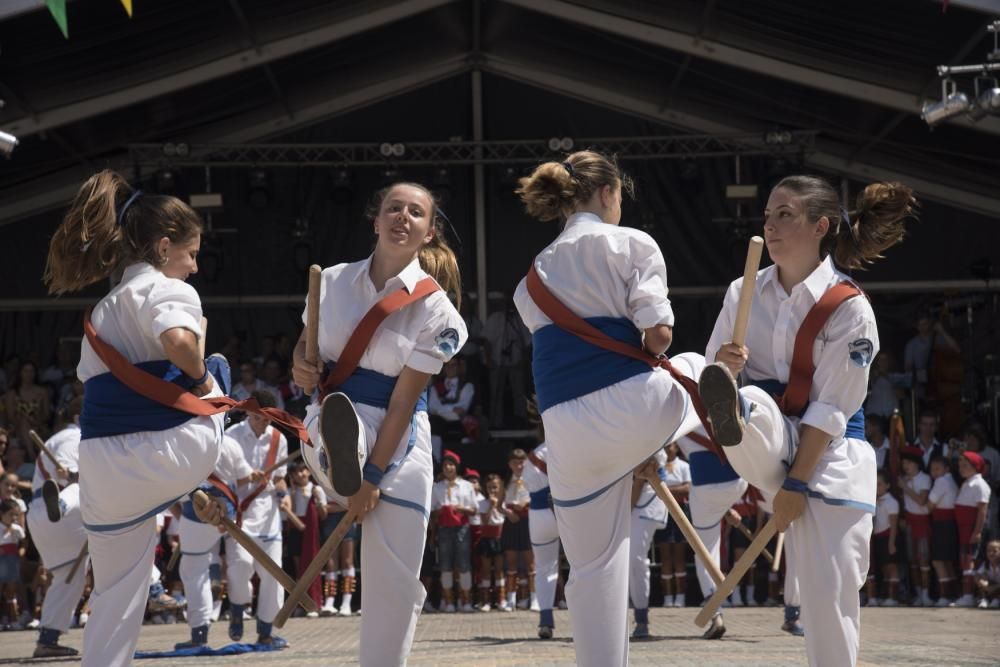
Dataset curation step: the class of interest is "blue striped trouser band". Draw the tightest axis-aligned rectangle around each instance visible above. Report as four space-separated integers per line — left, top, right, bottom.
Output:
380 493 429 519
531 537 559 548
46 555 82 572
84 495 181 533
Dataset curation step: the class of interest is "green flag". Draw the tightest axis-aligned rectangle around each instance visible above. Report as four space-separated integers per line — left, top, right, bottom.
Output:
46 0 68 39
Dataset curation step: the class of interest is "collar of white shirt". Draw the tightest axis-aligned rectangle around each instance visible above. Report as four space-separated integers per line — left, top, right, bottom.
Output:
122 262 159 282
355 254 424 295
759 255 837 302
564 211 605 230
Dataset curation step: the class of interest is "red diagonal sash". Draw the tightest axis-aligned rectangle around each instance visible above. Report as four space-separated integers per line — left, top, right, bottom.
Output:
237 429 281 521
527 449 547 475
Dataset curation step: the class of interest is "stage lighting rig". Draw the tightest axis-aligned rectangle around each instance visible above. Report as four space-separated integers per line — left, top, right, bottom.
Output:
922 19 1000 128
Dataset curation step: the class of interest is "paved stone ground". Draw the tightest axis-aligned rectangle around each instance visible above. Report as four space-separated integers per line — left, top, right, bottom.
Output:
1 607 997 666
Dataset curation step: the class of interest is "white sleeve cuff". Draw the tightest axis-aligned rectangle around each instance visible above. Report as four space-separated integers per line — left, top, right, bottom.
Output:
151 309 202 340
632 303 675 330
406 350 444 375
801 401 847 439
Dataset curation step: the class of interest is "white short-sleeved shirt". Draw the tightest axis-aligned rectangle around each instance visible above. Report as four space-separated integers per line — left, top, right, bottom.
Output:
872 436 890 470
78 262 203 382
31 424 81 493
479 496 505 527
303 256 468 379
522 445 550 494
0 522 25 546
706 256 879 439
902 472 932 515
431 478 477 512
213 435 254 485
976 561 1000 584
428 378 475 421
874 492 899 534
291 481 326 517
928 474 958 511
514 212 675 336
226 421 288 538
469 491 485 526
956 473 991 507
505 474 530 508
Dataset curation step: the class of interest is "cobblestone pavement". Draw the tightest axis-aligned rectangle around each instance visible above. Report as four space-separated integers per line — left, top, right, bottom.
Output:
1 607 996 666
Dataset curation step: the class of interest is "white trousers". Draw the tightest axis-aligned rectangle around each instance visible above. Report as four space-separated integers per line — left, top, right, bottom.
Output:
627 516 659 611
178 516 224 629
724 387 872 667
227 533 282 624
688 478 747 597
544 354 705 667
528 507 560 612
303 401 433 667
28 484 89 635
79 399 224 667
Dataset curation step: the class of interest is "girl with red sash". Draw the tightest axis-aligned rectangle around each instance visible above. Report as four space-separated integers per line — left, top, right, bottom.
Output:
701 176 916 667
899 446 933 606
293 183 466 667
513 152 707 667
925 455 959 605
954 451 991 607
44 170 233 666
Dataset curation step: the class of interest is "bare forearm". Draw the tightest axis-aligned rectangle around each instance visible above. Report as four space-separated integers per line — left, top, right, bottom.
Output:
160 328 206 380
788 424 833 483
642 325 673 356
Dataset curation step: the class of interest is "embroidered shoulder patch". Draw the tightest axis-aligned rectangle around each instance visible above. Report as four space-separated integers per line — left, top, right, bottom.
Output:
435 328 460 357
848 338 874 368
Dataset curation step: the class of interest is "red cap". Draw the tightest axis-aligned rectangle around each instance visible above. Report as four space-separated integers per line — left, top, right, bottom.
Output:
902 446 924 459
442 450 461 465
962 451 986 475
465 468 480 479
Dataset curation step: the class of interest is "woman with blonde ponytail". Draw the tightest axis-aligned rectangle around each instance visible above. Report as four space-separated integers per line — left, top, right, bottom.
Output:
512 150 711 667
292 182 466 666
700 175 917 666
44 170 232 665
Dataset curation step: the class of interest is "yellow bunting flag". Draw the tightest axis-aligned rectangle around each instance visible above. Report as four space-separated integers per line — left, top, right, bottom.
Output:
45 0 68 39
120 0 133 17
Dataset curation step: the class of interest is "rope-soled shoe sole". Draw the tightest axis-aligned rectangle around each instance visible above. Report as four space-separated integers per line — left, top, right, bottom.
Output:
320 392 363 497
42 479 61 523
698 363 745 448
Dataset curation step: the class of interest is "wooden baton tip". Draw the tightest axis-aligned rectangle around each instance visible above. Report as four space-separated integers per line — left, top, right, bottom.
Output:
653 480 725 586
772 532 785 572
694 520 779 627
731 236 764 348
303 264 322 395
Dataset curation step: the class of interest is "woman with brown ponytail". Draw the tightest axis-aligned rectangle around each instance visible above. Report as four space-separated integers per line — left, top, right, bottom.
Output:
44 170 230 665
293 182 466 666
513 151 710 667
700 175 917 667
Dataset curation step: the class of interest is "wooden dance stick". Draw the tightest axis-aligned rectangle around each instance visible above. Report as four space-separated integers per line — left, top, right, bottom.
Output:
652 480 724 586
302 264 322 394
771 532 785 572
260 450 302 479
695 520 778 627
274 507 358 628
192 491 317 613
731 521 774 565
65 542 89 584
28 430 66 476
731 236 764 347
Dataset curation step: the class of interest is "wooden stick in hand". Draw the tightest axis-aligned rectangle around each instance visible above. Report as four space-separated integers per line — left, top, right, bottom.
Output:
192 491 317 613
731 521 774 565
28 430 65 476
302 265 322 394
695 519 778 627
731 236 764 347
274 507 358 628
771 532 785 572
652 480 724 586
260 450 302 479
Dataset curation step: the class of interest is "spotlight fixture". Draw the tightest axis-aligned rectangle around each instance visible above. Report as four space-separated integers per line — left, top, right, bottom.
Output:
921 79 969 127
764 129 792 145
0 130 18 158
247 168 271 209
547 136 574 152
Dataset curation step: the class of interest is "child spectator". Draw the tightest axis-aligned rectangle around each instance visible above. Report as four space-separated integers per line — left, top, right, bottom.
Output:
973 539 1000 608
465 470 485 608
287 461 327 614
866 470 900 607
503 448 534 610
653 443 691 609
954 452 991 607
478 474 508 611
865 415 890 471
0 498 26 629
0 473 26 519
725 488 764 607
431 451 477 612
926 455 959 605
899 446 932 606
319 492 358 617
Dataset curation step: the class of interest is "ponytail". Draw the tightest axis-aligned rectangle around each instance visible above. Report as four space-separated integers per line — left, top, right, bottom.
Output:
45 169 203 295
516 150 632 222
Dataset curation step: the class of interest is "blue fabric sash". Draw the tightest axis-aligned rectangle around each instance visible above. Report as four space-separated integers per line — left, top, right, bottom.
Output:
748 379 865 440
689 451 741 486
529 487 551 510
532 317 651 412
80 356 230 440
180 482 237 524
325 362 427 412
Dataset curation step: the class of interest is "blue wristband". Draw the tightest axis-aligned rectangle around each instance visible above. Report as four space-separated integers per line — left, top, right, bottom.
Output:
190 366 210 387
363 462 385 488
781 477 809 495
